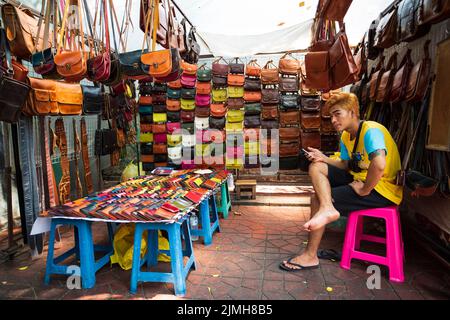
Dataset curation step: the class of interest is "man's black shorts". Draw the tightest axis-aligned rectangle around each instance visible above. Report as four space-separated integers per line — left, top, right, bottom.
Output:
327 164 395 216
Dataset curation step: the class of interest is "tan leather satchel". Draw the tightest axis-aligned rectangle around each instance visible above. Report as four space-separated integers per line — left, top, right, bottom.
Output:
55 81 82 115
279 52 300 75
376 52 398 103
368 55 385 101
279 110 300 126
405 40 432 102
389 49 413 103
27 77 58 115
261 60 279 85
374 6 398 49
301 112 321 130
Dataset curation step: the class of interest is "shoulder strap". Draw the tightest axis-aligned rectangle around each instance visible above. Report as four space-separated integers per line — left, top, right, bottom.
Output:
352 120 365 154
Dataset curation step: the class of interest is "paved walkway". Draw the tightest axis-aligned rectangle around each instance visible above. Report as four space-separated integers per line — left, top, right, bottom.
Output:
0 202 449 300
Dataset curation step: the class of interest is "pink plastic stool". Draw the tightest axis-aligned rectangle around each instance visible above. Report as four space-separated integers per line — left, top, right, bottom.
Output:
340 206 404 283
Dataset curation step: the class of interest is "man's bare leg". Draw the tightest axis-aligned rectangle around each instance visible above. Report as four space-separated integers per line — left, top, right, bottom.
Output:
282 195 323 269
303 162 340 231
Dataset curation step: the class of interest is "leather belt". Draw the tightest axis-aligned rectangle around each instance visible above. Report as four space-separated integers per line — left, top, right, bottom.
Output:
55 118 71 204
48 118 59 206
73 118 83 199
80 118 94 194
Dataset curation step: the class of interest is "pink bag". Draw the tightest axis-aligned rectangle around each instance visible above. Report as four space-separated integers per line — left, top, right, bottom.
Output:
166 122 181 134
181 74 196 88
195 94 211 107
154 133 167 144
226 146 244 158
181 160 196 169
196 130 212 143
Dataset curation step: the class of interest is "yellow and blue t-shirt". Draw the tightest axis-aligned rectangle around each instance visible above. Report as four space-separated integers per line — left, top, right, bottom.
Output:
339 121 403 205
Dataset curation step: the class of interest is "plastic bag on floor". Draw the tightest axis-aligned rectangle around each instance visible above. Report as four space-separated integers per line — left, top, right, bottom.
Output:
110 225 170 270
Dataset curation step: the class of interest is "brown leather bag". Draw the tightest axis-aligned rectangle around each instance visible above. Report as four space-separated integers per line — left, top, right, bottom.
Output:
243 91 261 102
418 0 450 25
1 4 52 60
389 49 413 103
141 154 155 163
261 105 278 120
195 106 210 117
168 78 182 89
212 57 229 76
279 52 300 75
321 0 353 21
27 77 58 115
321 117 336 133
279 127 300 142
301 112 321 130
398 0 430 43
369 55 385 101
152 123 166 133
374 6 398 49
279 76 299 92
227 74 245 86
300 96 321 112
261 88 280 104
196 81 211 95
376 52 398 103
279 141 300 157
167 98 181 111
211 103 227 117
227 97 244 109
301 130 321 149
280 110 300 126
141 123 153 132
55 81 82 115
261 60 279 85
304 51 330 91
353 35 366 81
405 40 432 102
246 59 261 77
153 144 168 154
139 95 153 105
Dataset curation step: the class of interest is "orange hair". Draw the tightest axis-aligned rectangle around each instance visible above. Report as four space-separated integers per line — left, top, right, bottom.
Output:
325 92 360 118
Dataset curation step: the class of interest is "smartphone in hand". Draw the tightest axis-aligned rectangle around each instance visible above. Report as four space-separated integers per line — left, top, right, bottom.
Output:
301 148 311 158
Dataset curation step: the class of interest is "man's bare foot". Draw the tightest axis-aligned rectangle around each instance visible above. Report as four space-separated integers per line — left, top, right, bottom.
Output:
303 208 340 231
281 253 319 270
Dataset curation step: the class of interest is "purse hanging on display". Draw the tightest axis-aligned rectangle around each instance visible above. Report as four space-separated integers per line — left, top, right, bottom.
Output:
95 95 118 155
82 84 104 115
246 59 261 77
261 60 279 85
279 52 301 75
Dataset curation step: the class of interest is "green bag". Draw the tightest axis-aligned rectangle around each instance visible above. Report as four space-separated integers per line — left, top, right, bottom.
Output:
244 103 261 115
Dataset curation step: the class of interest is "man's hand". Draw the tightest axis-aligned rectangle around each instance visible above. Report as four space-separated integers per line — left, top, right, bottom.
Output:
306 147 328 163
349 180 371 197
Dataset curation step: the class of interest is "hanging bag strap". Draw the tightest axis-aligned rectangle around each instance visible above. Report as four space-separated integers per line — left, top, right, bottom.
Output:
213 56 228 65
351 120 365 155
263 60 277 69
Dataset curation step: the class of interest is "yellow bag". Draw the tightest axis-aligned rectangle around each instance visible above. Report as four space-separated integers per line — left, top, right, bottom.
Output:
121 161 144 182
167 134 182 146
141 132 154 143
153 113 167 123
181 98 195 110
227 109 244 122
212 88 227 102
245 141 260 155
228 86 244 98
110 225 170 270
225 121 244 132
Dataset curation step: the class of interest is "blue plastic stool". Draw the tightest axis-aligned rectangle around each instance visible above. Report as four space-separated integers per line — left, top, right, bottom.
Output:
217 181 232 219
44 218 114 289
191 194 221 246
130 215 196 296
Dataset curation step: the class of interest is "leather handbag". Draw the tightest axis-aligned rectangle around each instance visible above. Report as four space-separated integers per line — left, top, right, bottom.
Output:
374 6 398 49
211 103 227 118
304 50 330 90
167 88 181 99
244 115 261 128
212 75 228 88
227 109 244 123
54 0 88 82
261 60 279 85
167 111 181 122
418 0 450 26
212 88 227 102
139 83 153 95
228 86 244 98
261 105 278 119
244 103 262 115
279 127 300 142
300 130 321 149
153 82 168 92
228 74 245 86
279 52 300 75
261 120 279 129
168 78 182 89
398 0 430 43
1 3 52 60
153 112 167 123
154 132 167 144
368 56 385 101
280 94 299 110
181 110 195 122
225 121 244 132
181 20 200 64
195 116 209 130
152 123 166 134
141 114 153 123
153 104 167 113
197 65 212 82
141 154 155 163
2 57 28 83
244 77 261 91
182 122 195 134
300 96 321 112
119 49 149 78
246 59 261 77
301 112 321 130
280 110 300 126
141 123 153 132
181 88 196 100
139 105 153 115
209 116 226 129
196 81 211 95
181 73 196 88
367 19 381 60
353 35 366 81
140 132 154 143
212 57 229 76
167 122 181 134
405 40 431 102
321 0 353 21
25 77 57 116
167 134 182 146
0 66 30 121
167 98 181 111
195 94 210 107
55 81 82 115
141 142 154 155
95 127 118 156
261 88 280 104
139 95 153 105
226 98 244 109
82 85 104 115
152 92 167 104
181 60 197 75
321 133 339 152
321 117 336 133
390 50 413 103
279 76 299 92
195 105 210 117
181 98 195 110
279 141 300 157
153 143 168 154
376 52 398 103
229 57 245 74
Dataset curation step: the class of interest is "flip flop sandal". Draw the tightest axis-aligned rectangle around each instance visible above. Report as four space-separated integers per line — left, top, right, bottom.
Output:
317 249 342 261
279 257 320 272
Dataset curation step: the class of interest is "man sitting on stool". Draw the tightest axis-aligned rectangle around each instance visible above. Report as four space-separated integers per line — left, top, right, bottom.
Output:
280 92 403 271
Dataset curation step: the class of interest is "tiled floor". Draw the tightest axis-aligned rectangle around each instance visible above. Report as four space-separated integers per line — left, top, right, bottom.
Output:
0 201 449 300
